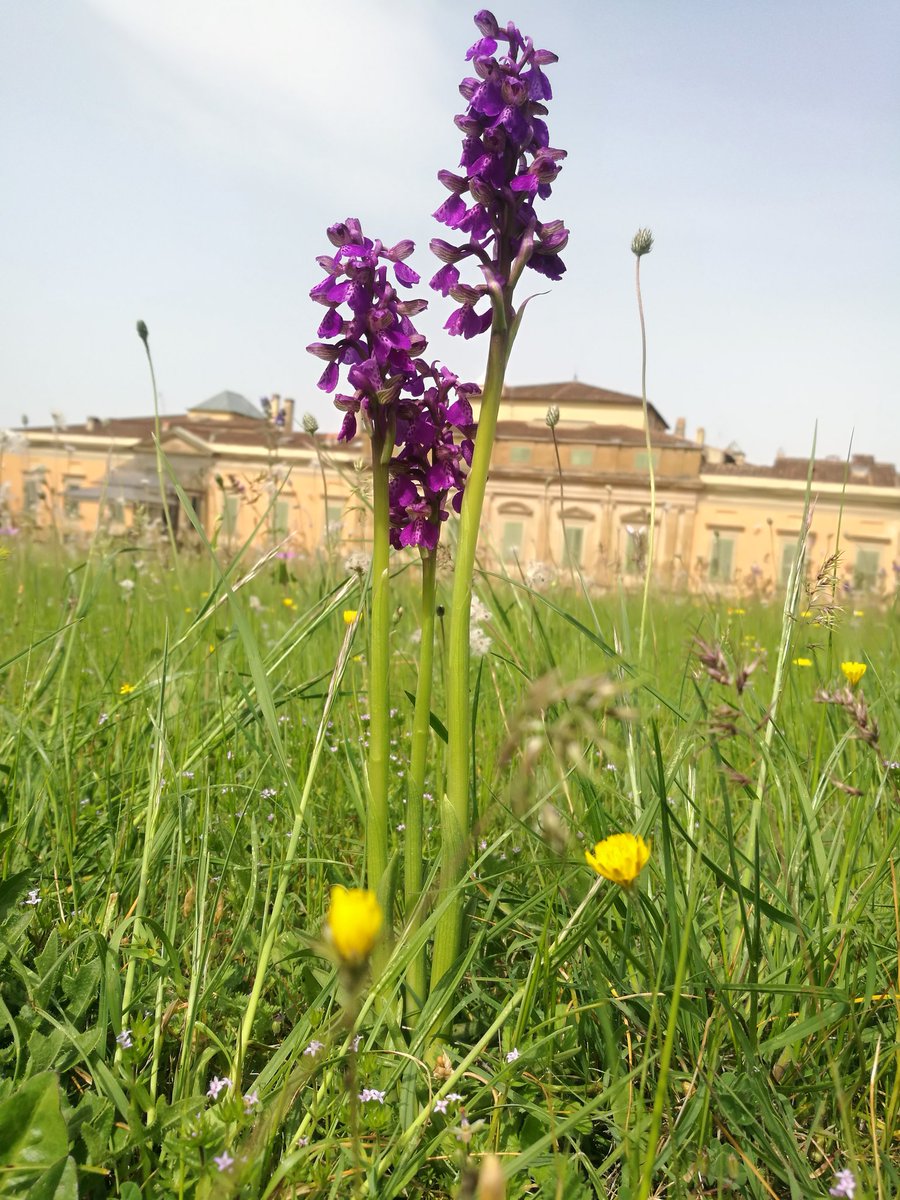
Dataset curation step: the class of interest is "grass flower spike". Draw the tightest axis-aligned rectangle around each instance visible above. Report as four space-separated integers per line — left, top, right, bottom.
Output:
840 661 866 686
585 833 651 889
326 885 383 966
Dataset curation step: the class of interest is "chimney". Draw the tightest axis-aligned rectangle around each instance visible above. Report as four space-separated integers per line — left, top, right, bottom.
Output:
281 397 295 431
674 417 686 439
695 426 706 446
269 393 281 425
86 416 100 431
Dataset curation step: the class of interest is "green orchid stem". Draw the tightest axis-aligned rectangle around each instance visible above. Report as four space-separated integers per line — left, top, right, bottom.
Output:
430 319 511 992
404 551 437 1024
367 436 391 901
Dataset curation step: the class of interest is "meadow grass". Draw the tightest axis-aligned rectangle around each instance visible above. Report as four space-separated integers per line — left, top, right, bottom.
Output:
0 536 897 1198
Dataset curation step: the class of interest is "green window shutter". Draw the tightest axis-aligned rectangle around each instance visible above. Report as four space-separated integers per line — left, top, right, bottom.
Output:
502 520 523 561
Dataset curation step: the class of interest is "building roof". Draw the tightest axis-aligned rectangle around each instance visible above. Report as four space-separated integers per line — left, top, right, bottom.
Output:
494 420 695 447
187 391 265 420
501 381 669 428
703 455 898 488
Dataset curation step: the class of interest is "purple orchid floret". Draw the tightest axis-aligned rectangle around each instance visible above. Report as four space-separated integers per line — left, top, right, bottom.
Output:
388 365 480 551
306 218 428 443
432 10 568 336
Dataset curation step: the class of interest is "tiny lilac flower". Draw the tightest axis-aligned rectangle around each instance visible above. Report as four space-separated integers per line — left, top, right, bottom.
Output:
207 1075 232 1100
829 1169 856 1198
358 1088 386 1103
351 1034 363 1052
23 889 41 906
243 1090 259 1113
304 1040 324 1057
116 1029 133 1048
213 1151 234 1173
446 1091 463 1102
505 1047 520 1063
434 1097 449 1114
297 1135 309 1147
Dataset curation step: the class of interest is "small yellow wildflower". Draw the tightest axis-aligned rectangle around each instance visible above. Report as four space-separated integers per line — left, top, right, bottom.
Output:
585 833 651 889
119 682 134 695
853 609 864 617
325 886 382 966
801 609 813 618
282 597 295 609
208 643 215 655
727 606 746 616
343 609 359 625
792 657 812 667
841 661 867 687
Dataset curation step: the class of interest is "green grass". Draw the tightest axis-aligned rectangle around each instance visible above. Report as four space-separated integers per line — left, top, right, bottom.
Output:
0 536 897 1198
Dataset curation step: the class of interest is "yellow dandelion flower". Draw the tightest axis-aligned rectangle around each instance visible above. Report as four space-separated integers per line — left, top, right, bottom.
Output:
119 682 134 695
727 606 746 616
792 657 812 667
853 609 864 617
585 833 651 889
343 609 359 625
325 885 382 966
282 597 295 609
841 661 867 687
801 609 813 618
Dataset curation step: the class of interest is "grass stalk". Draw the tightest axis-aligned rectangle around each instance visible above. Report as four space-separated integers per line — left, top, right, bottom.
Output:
404 550 437 1023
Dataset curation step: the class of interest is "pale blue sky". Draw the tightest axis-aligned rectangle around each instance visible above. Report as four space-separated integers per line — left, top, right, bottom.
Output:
1 1 898 465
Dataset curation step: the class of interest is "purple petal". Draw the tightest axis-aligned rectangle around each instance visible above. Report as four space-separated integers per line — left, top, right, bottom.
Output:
432 193 467 229
394 262 420 287
429 263 460 297
317 308 343 338
317 361 339 393
337 412 357 441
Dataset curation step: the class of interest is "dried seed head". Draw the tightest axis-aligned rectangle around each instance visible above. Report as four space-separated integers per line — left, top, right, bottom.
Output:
631 228 654 257
302 412 319 434
545 404 560 429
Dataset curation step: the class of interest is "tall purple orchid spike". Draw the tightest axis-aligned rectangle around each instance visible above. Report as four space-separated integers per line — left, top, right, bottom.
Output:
431 9 568 337
307 219 428 443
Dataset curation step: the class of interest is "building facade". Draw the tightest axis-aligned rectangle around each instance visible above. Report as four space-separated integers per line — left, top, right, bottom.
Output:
1 383 897 598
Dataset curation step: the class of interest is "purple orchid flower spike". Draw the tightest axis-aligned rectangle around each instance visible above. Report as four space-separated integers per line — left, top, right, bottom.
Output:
431 9 568 336
389 364 480 553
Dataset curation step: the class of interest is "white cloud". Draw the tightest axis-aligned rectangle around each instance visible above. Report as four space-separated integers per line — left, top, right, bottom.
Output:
83 0 450 194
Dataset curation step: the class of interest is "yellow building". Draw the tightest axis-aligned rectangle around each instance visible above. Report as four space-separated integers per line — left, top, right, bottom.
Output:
1 383 897 598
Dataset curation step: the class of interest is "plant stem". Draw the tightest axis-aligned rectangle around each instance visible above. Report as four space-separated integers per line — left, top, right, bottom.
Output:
430 322 510 991
367 437 391 900
635 253 656 664
405 551 437 1023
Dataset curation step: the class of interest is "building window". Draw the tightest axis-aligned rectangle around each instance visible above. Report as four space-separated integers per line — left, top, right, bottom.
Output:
634 450 661 472
854 546 880 589
624 526 647 573
107 499 125 524
223 494 240 536
272 500 290 539
501 520 523 561
779 540 797 585
23 476 42 512
326 501 343 537
63 489 81 519
570 447 593 468
564 525 584 568
509 445 531 464
708 533 735 583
